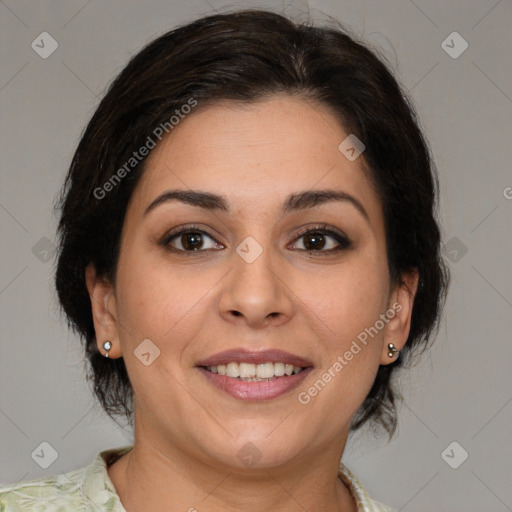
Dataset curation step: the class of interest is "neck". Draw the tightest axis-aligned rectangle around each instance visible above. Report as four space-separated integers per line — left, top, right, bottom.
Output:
108 433 357 512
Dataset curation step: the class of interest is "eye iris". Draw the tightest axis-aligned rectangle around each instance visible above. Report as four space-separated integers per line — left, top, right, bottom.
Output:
304 232 325 250
182 232 203 250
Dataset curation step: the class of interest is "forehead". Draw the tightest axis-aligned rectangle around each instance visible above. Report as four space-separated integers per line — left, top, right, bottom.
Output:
130 95 381 220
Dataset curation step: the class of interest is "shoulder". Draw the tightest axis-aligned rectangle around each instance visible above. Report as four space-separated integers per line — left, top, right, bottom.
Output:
0 445 132 512
0 466 87 511
338 462 397 512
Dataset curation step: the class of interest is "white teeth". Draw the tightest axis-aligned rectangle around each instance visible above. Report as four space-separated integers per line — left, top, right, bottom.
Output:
226 362 240 378
257 362 274 379
239 362 256 378
274 362 285 376
205 361 306 379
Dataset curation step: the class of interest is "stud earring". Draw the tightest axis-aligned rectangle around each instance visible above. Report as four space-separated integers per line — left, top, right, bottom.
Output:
103 340 112 358
387 343 399 358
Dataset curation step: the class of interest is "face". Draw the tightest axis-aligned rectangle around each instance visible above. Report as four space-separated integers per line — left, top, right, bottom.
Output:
87 94 417 471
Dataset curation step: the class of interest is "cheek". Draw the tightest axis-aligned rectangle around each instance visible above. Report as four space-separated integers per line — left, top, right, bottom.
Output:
294 252 389 413
113 252 228 403
298 256 389 347
116 243 212 340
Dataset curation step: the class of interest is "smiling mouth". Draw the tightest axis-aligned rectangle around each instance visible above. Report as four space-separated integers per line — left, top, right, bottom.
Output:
201 361 307 382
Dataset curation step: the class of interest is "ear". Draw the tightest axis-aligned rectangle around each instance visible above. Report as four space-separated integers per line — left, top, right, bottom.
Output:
380 270 419 365
85 263 123 358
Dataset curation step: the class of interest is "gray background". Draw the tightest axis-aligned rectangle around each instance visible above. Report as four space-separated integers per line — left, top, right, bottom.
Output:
1 0 511 510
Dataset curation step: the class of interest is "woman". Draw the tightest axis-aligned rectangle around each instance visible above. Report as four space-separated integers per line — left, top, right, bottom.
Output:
0 9 448 511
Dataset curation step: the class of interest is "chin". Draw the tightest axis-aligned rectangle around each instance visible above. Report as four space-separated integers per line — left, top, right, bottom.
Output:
203 435 304 472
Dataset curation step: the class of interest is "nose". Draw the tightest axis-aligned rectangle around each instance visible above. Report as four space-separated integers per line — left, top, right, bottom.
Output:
218 243 294 329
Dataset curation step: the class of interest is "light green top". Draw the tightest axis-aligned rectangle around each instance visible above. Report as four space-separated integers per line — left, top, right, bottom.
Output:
0 445 396 511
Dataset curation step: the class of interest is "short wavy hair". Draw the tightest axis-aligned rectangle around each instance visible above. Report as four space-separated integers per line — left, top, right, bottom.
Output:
54 9 449 438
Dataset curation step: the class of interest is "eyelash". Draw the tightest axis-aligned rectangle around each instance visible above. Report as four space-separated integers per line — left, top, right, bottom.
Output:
160 223 352 257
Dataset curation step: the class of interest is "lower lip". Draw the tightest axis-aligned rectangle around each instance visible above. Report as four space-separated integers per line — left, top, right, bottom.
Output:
197 367 313 401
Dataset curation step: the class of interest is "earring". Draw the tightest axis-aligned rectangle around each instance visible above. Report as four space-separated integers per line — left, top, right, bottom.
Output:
387 343 399 358
103 340 112 358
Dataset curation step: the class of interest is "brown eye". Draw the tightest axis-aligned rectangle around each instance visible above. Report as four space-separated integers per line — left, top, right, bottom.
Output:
302 232 327 250
291 227 352 254
162 227 223 253
180 232 204 250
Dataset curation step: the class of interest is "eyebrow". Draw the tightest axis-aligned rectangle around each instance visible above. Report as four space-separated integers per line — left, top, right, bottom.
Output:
143 189 369 221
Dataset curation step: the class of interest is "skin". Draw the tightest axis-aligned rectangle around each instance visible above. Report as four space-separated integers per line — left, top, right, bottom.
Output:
86 94 418 512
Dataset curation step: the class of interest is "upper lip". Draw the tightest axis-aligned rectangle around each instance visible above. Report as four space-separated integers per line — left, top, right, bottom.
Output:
196 348 313 368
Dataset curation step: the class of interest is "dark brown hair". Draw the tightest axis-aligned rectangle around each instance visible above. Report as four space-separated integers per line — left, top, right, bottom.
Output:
54 9 449 438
